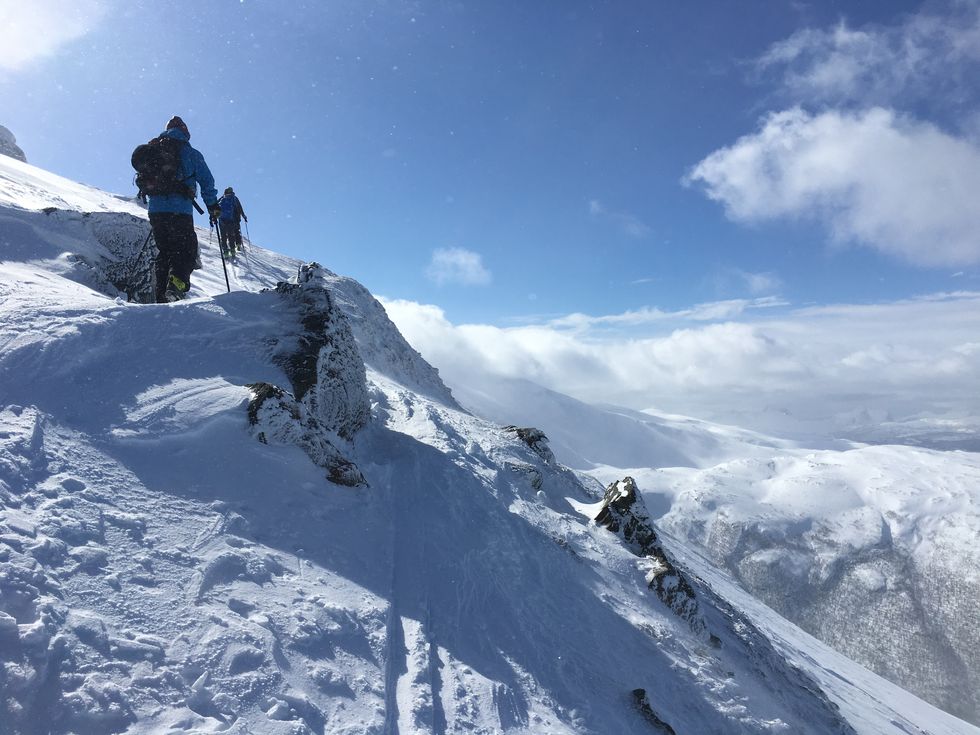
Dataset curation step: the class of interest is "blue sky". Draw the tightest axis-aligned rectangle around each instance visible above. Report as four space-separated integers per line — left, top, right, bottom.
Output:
4 0 977 326
5 1 980 437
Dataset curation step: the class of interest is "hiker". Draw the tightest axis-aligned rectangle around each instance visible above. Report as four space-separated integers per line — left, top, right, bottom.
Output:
216 186 247 258
133 116 219 302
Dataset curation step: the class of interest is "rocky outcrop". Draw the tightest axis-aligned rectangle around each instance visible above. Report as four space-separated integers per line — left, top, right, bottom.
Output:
273 264 370 440
594 478 704 634
87 214 156 303
246 264 371 487
503 426 556 465
246 383 365 487
0 124 27 163
35 209 156 303
631 689 676 734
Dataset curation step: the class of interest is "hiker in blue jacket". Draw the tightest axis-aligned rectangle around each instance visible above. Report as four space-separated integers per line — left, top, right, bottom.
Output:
145 116 219 302
216 186 247 258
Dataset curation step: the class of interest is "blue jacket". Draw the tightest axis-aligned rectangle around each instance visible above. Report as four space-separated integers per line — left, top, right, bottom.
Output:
146 128 217 215
218 194 246 223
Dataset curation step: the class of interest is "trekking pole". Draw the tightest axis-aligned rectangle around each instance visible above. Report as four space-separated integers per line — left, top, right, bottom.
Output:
243 219 251 260
140 226 154 253
214 218 231 293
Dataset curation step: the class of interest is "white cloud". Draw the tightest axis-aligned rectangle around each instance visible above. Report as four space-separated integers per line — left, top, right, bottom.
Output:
381 291 980 438
425 247 491 286
685 107 980 267
708 268 783 297
546 296 786 332
736 269 782 295
0 1 110 71
588 199 651 238
757 8 980 106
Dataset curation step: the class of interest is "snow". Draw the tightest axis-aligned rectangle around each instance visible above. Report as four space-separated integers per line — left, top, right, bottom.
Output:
1 154 978 734
454 368 980 725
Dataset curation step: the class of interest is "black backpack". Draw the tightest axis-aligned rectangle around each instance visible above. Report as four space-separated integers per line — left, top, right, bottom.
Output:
131 136 190 201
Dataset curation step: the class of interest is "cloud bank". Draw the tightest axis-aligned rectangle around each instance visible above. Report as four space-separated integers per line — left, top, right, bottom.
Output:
0 1 109 71
382 292 980 439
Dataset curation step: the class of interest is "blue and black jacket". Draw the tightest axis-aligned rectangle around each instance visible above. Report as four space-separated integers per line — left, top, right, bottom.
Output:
146 128 217 215
217 195 246 223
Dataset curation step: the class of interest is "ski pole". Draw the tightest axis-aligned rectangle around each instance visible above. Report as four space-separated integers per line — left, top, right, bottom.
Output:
214 218 231 293
140 226 154 254
242 219 251 260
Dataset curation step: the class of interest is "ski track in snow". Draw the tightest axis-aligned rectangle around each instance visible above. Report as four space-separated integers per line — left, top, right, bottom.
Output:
0 154 978 734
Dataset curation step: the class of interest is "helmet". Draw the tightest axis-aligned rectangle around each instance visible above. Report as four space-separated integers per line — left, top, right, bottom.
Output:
224 187 234 195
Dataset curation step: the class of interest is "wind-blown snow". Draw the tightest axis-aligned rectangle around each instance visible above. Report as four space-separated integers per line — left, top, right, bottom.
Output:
1 153 977 734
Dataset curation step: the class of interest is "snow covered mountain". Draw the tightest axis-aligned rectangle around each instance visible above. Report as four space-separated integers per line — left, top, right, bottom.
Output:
451 371 980 726
1 153 977 734
0 125 27 163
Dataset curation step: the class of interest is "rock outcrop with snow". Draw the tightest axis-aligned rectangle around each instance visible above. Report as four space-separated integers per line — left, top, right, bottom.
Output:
0 125 27 163
593 477 705 634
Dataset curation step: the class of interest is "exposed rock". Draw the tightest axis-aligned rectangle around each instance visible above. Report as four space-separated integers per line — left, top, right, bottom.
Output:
246 382 366 488
505 461 543 490
89 214 156 303
38 210 156 303
0 124 27 162
273 263 370 440
631 689 677 734
594 478 704 633
503 426 556 465
246 264 373 488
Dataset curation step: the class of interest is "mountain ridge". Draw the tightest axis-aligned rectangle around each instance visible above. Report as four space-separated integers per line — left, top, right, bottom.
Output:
0 153 975 734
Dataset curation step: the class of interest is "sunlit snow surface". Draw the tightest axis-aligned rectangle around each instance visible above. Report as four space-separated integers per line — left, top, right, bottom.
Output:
453 366 980 724
1 154 977 734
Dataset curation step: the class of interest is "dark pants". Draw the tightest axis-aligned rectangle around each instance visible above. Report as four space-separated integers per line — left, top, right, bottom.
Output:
218 219 242 252
149 212 198 303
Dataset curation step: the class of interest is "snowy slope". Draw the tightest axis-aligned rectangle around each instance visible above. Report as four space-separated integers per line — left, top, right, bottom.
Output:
650 446 980 725
1 154 977 734
452 375 843 471
450 365 980 725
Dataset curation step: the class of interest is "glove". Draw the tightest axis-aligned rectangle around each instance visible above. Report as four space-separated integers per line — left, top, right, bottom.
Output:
208 203 221 220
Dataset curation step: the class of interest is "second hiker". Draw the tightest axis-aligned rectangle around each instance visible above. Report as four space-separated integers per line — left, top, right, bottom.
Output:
134 116 219 302
216 186 247 258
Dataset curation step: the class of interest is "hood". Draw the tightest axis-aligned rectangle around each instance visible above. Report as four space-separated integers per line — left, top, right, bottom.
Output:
160 127 190 144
